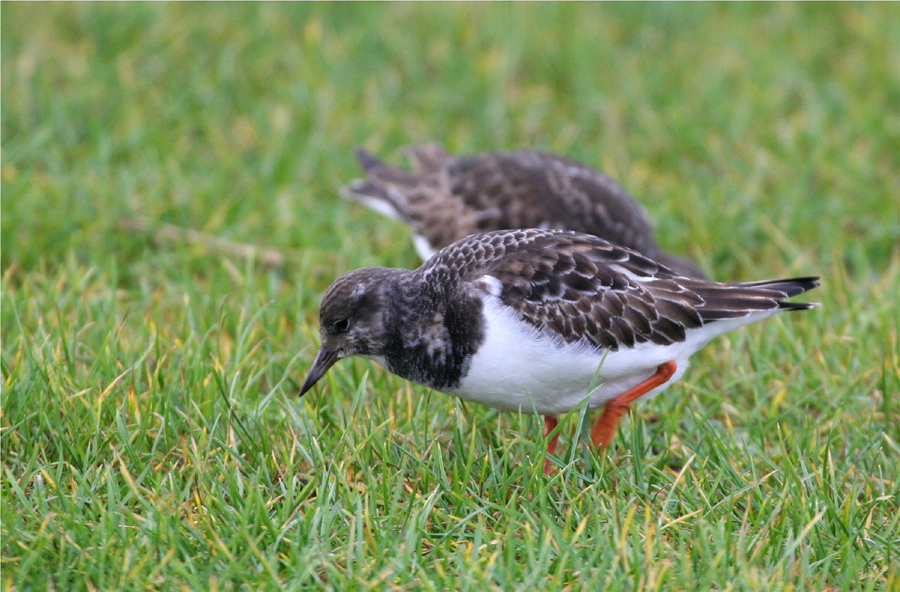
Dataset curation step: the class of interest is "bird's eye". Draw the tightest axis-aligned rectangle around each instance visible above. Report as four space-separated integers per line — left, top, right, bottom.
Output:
332 318 350 333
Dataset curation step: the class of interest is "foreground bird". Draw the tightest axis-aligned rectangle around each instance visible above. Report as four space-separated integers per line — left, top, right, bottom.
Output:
300 230 818 473
345 144 706 278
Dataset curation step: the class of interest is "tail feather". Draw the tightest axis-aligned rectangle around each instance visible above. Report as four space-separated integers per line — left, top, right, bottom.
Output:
739 276 820 311
778 300 819 311
354 147 387 172
733 276 821 299
344 148 412 221
342 180 410 222
693 276 820 322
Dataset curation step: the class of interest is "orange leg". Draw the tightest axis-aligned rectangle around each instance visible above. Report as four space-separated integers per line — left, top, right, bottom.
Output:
590 361 678 450
543 415 560 475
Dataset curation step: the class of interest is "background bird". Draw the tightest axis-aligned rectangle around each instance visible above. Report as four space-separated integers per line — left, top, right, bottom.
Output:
345 144 706 278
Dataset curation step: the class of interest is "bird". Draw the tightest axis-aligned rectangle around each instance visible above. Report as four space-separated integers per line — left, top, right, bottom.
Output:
299 229 819 474
344 144 706 278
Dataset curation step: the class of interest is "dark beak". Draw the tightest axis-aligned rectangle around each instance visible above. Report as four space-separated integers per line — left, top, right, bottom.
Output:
299 348 339 397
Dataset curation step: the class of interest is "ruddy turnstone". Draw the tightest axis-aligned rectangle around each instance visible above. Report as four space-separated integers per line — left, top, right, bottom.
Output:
300 229 819 474
344 144 706 278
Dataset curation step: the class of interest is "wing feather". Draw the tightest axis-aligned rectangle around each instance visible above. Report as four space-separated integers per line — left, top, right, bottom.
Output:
421 229 819 352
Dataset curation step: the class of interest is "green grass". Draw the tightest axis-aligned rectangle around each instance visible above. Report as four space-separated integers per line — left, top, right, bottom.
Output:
2 3 899 590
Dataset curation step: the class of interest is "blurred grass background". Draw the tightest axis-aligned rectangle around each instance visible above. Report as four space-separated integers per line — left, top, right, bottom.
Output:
2 3 899 590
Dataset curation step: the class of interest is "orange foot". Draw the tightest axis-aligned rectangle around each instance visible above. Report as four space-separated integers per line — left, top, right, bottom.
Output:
543 415 559 475
590 360 678 450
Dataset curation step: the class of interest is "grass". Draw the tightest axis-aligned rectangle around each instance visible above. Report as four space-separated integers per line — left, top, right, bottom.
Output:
2 3 899 590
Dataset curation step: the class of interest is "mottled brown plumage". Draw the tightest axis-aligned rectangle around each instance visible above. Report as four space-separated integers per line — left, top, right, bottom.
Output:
346 144 706 278
421 229 817 352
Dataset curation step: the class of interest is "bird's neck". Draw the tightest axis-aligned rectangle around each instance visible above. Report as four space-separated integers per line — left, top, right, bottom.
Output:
381 282 486 391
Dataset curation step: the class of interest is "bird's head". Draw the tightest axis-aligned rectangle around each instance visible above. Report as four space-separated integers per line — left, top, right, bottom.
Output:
299 267 405 397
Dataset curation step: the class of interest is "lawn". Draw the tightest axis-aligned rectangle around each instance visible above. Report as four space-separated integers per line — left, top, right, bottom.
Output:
2 3 899 590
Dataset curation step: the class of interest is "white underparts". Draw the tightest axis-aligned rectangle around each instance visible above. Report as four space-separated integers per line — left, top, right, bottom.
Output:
447 293 780 416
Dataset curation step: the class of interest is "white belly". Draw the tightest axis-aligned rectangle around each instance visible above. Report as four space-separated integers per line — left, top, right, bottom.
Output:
446 295 776 416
